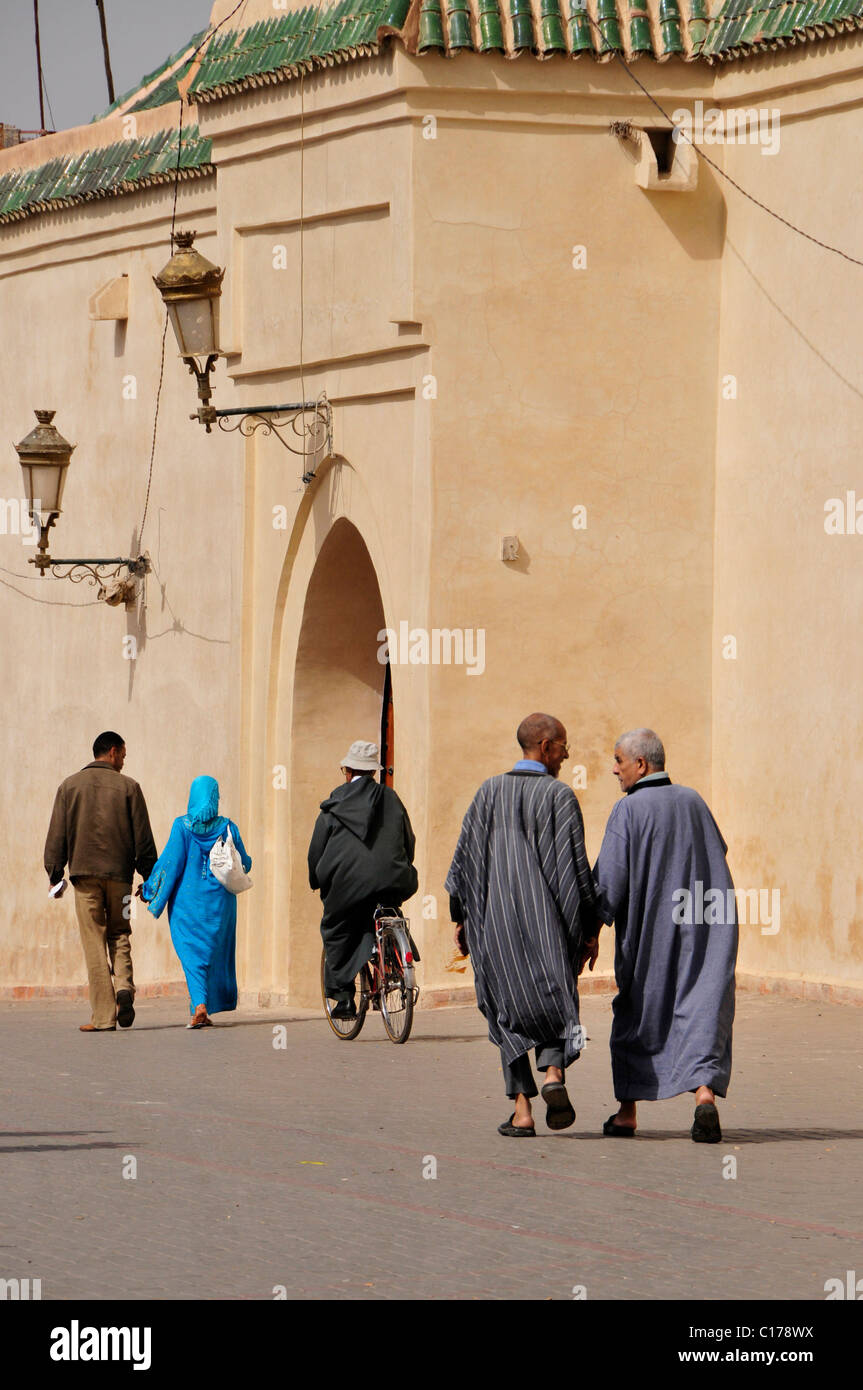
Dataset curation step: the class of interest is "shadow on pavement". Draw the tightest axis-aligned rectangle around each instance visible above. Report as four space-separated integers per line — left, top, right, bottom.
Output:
128 1017 319 1032
0 1140 128 1155
555 1129 863 1143
388 1035 486 1045
0 1130 112 1137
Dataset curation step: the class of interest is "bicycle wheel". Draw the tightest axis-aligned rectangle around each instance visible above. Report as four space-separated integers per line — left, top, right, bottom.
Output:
321 947 369 1040
379 927 415 1044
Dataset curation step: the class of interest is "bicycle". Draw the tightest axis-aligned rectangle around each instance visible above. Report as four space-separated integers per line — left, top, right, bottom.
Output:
321 904 419 1044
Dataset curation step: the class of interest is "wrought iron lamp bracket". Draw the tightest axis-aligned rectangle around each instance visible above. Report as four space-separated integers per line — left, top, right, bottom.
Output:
207 394 333 476
29 534 151 603
181 346 332 483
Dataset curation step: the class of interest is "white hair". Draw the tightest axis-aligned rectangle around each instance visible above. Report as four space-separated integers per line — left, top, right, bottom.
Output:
615 728 665 770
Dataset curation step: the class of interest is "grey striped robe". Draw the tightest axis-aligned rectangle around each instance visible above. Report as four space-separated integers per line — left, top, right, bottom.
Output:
446 770 598 1067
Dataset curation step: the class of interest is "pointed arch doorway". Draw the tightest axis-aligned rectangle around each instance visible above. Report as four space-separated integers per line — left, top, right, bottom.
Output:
287 518 392 1004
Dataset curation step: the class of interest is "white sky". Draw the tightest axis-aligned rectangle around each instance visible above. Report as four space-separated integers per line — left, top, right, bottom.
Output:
1 0 217 132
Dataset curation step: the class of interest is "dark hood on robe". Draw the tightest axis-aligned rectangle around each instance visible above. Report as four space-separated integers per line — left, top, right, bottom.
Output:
318 776 383 842
308 777 418 923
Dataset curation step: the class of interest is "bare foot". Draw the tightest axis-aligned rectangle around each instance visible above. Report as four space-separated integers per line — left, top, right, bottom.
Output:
613 1101 637 1130
512 1095 535 1129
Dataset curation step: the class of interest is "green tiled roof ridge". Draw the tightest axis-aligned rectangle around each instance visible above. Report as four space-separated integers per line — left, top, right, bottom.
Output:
188 0 704 82
189 4 406 97
129 59 195 114
705 0 863 54
0 125 213 226
91 29 208 122
182 0 863 85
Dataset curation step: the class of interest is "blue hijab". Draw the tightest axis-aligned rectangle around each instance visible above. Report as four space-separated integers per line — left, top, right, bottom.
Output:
184 776 227 836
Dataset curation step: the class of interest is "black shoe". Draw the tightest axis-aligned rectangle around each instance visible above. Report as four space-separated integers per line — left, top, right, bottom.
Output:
602 1112 636 1137
498 1113 536 1137
541 1082 576 1131
116 990 135 1028
691 1102 722 1143
331 1000 357 1020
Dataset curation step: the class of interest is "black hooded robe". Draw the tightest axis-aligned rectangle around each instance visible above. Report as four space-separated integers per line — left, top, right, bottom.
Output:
309 777 418 1000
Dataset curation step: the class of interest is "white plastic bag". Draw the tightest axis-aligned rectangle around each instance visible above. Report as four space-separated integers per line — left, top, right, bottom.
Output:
209 826 253 895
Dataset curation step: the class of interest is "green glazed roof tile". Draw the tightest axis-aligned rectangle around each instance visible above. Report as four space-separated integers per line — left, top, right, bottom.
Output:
774 0 803 31
567 0 594 51
509 0 536 49
755 0 783 31
539 0 567 49
477 0 505 49
629 4 655 51
446 0 473 47
795 0 823 24
659 0 685 48
380 0 413 22
595 0 624 50
0 125 212 224
734 3 762 39
418 0 446 48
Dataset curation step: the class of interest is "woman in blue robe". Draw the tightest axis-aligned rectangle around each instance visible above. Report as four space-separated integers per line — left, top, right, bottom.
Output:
140 776 252 1028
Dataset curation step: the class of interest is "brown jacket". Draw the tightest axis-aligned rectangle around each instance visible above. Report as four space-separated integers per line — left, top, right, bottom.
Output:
44 761 158 886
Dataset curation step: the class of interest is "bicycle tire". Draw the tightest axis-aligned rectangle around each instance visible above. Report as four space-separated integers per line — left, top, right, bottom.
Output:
321 947 369 1040
379 926 414 1044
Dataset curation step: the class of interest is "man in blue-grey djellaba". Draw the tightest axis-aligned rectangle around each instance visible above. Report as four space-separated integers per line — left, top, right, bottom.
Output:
446 714 600 1138
593 729 738 1144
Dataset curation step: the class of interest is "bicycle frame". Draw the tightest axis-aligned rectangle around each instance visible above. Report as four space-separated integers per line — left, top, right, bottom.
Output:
372 907 419 1003
322 904 419 1042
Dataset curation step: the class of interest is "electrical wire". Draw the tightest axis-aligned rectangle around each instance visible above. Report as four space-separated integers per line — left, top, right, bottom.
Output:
0 571 101 605
0 560 52 580
42 79 56 134
138 0 250 547
594 18 863 268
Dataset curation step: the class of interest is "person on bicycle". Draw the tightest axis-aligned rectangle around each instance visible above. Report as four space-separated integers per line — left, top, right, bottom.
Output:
309 741 418 1020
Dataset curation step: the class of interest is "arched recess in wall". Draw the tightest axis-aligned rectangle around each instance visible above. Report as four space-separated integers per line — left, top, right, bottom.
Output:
263 458 397 1007
282 528 388 1006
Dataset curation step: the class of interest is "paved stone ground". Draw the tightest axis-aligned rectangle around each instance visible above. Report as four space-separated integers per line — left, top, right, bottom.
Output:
1 991 861 1302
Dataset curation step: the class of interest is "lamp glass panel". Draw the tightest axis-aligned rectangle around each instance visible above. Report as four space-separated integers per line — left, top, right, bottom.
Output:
23 462 65 514
170 296 218 358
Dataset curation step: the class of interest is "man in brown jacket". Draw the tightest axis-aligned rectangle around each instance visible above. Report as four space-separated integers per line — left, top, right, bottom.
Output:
44 731 158 1032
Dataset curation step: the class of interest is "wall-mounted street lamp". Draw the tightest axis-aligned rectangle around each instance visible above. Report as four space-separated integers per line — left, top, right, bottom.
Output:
152 229 223 426
14 410 150 601
153 230 332 478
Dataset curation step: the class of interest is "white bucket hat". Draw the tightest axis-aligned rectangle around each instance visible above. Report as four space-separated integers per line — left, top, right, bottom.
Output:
340 740 382 772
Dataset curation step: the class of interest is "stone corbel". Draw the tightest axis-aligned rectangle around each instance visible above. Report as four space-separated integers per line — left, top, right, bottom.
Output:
88 274 129 321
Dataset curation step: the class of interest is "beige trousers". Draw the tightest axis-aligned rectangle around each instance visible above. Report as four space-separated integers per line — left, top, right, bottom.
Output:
72 876 134 1029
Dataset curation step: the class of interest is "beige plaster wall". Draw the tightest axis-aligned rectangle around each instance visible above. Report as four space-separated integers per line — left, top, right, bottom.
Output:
408 55 724 986
0 179 246 995
711 59 863 985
